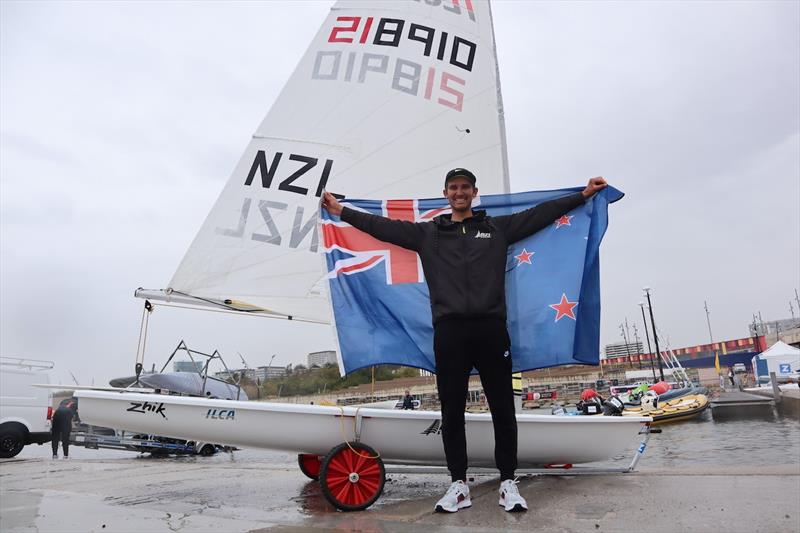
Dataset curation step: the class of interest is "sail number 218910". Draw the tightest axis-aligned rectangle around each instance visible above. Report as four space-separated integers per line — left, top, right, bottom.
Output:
312 16 478 112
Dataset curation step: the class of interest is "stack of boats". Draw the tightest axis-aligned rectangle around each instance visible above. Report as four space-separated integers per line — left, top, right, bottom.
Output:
593 344 711 424
576 381 709 424
619 382 709 424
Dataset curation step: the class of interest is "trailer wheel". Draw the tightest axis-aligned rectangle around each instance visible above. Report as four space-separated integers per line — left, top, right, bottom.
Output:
319 442 384 511
0 426 25 458
198 444 217 456
297 453 322 480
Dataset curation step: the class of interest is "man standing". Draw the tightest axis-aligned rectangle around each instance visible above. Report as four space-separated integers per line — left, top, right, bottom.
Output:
402 390 415 410
322 170 606 513
51 399 76 459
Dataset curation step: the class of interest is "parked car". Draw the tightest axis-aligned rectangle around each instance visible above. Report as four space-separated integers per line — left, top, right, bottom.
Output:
0 357 53 458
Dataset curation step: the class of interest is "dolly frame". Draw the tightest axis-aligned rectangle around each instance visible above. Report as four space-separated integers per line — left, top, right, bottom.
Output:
307 419 658 510
382 423 659 476
347 407 658 477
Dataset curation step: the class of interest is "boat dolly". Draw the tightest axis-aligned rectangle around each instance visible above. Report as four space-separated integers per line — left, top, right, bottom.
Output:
297 418 660 511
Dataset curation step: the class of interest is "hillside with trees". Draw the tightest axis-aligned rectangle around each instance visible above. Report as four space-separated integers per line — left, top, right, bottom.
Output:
257 363 418 397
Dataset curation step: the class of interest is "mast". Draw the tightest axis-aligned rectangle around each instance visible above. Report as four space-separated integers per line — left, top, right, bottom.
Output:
639 301 657 383
486 0 511 194
644 288 666 382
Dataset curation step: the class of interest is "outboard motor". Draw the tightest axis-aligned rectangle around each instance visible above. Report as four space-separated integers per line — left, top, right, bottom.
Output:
577 388 604 415
603 395 625 416
640 392 659 412
580 397 603 415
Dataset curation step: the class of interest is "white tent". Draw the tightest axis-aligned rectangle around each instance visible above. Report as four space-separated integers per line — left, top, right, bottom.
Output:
755 341 800 379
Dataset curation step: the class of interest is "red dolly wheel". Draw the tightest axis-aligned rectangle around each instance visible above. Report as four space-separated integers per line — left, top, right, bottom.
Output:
297 453 322 480
319 442 385 511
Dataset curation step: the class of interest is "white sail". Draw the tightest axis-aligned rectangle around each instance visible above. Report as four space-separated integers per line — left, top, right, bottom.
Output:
153 0 509 323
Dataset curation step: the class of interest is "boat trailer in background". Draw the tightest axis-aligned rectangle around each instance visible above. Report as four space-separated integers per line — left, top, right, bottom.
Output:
70 424 230 457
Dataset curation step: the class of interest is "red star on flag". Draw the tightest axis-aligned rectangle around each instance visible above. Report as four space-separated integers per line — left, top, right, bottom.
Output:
555 215 573 228
514 248 534 265
549 293 578 322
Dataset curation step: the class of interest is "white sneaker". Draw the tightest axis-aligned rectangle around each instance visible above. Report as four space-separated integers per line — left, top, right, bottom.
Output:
434 480 471 513
499 479 527 512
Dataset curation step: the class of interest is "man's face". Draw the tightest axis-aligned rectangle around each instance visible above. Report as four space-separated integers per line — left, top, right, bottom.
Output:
443 176 478 212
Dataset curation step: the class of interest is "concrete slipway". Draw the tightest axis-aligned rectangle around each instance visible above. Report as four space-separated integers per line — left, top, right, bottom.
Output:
1 444 798 533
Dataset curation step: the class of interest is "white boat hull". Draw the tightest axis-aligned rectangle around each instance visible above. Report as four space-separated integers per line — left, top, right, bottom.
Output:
75 391 650 467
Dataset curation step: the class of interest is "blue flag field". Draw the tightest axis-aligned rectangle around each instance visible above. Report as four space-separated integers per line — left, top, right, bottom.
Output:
320 186 624 375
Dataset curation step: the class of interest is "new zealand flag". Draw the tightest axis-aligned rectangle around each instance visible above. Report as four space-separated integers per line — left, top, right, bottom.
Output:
320 186 623 375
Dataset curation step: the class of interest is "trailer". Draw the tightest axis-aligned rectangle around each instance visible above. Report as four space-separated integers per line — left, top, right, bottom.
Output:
70 426 227 456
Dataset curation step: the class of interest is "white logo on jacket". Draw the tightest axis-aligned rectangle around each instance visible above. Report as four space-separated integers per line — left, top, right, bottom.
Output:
475 231 491 239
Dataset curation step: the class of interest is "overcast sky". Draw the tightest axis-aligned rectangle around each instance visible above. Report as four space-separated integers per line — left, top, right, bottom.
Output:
2 1 798 385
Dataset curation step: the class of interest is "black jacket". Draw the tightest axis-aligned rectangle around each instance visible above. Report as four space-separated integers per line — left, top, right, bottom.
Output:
51 406 74 433
402 395 415 410
340 191 585 325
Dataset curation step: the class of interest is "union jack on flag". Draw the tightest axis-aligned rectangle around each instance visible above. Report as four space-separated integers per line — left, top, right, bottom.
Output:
321 198 453 284
320 187 623 375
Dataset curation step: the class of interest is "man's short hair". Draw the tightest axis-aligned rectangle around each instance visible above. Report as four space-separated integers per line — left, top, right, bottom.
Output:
444 168 477 187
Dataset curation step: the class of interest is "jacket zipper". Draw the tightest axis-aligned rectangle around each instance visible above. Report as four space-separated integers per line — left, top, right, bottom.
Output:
461 221 469 314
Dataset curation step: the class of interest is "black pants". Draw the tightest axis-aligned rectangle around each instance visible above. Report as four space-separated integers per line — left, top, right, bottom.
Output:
51 415 71 457
434 317 517 481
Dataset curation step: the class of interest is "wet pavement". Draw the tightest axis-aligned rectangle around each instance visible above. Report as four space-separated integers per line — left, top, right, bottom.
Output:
2 440 799 532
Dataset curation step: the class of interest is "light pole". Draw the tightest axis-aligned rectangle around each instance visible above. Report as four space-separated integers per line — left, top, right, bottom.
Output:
632 323 643 369
620 323 634 368
751 315 761 352
704 300 714 345
704 300 720 384
264 354 277 398
642 287 665 382
639 302 657 382
795 289 800 317
625 318 640 369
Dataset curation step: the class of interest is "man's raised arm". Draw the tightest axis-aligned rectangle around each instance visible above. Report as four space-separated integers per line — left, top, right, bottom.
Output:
321 191 425 252
498 177 608 244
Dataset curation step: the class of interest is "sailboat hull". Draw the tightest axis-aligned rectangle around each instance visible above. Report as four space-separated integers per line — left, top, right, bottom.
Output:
76 391 650 467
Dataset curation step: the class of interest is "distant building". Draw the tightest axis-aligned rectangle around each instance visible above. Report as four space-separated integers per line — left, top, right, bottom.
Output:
749 317 800 347
213 369 240 381
603 341 643 360
602 335 768 366
173 360 204 373
671 336 765 359
214 364 290 382
308 350 337 367
749 317 800 337
252 365 288 381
